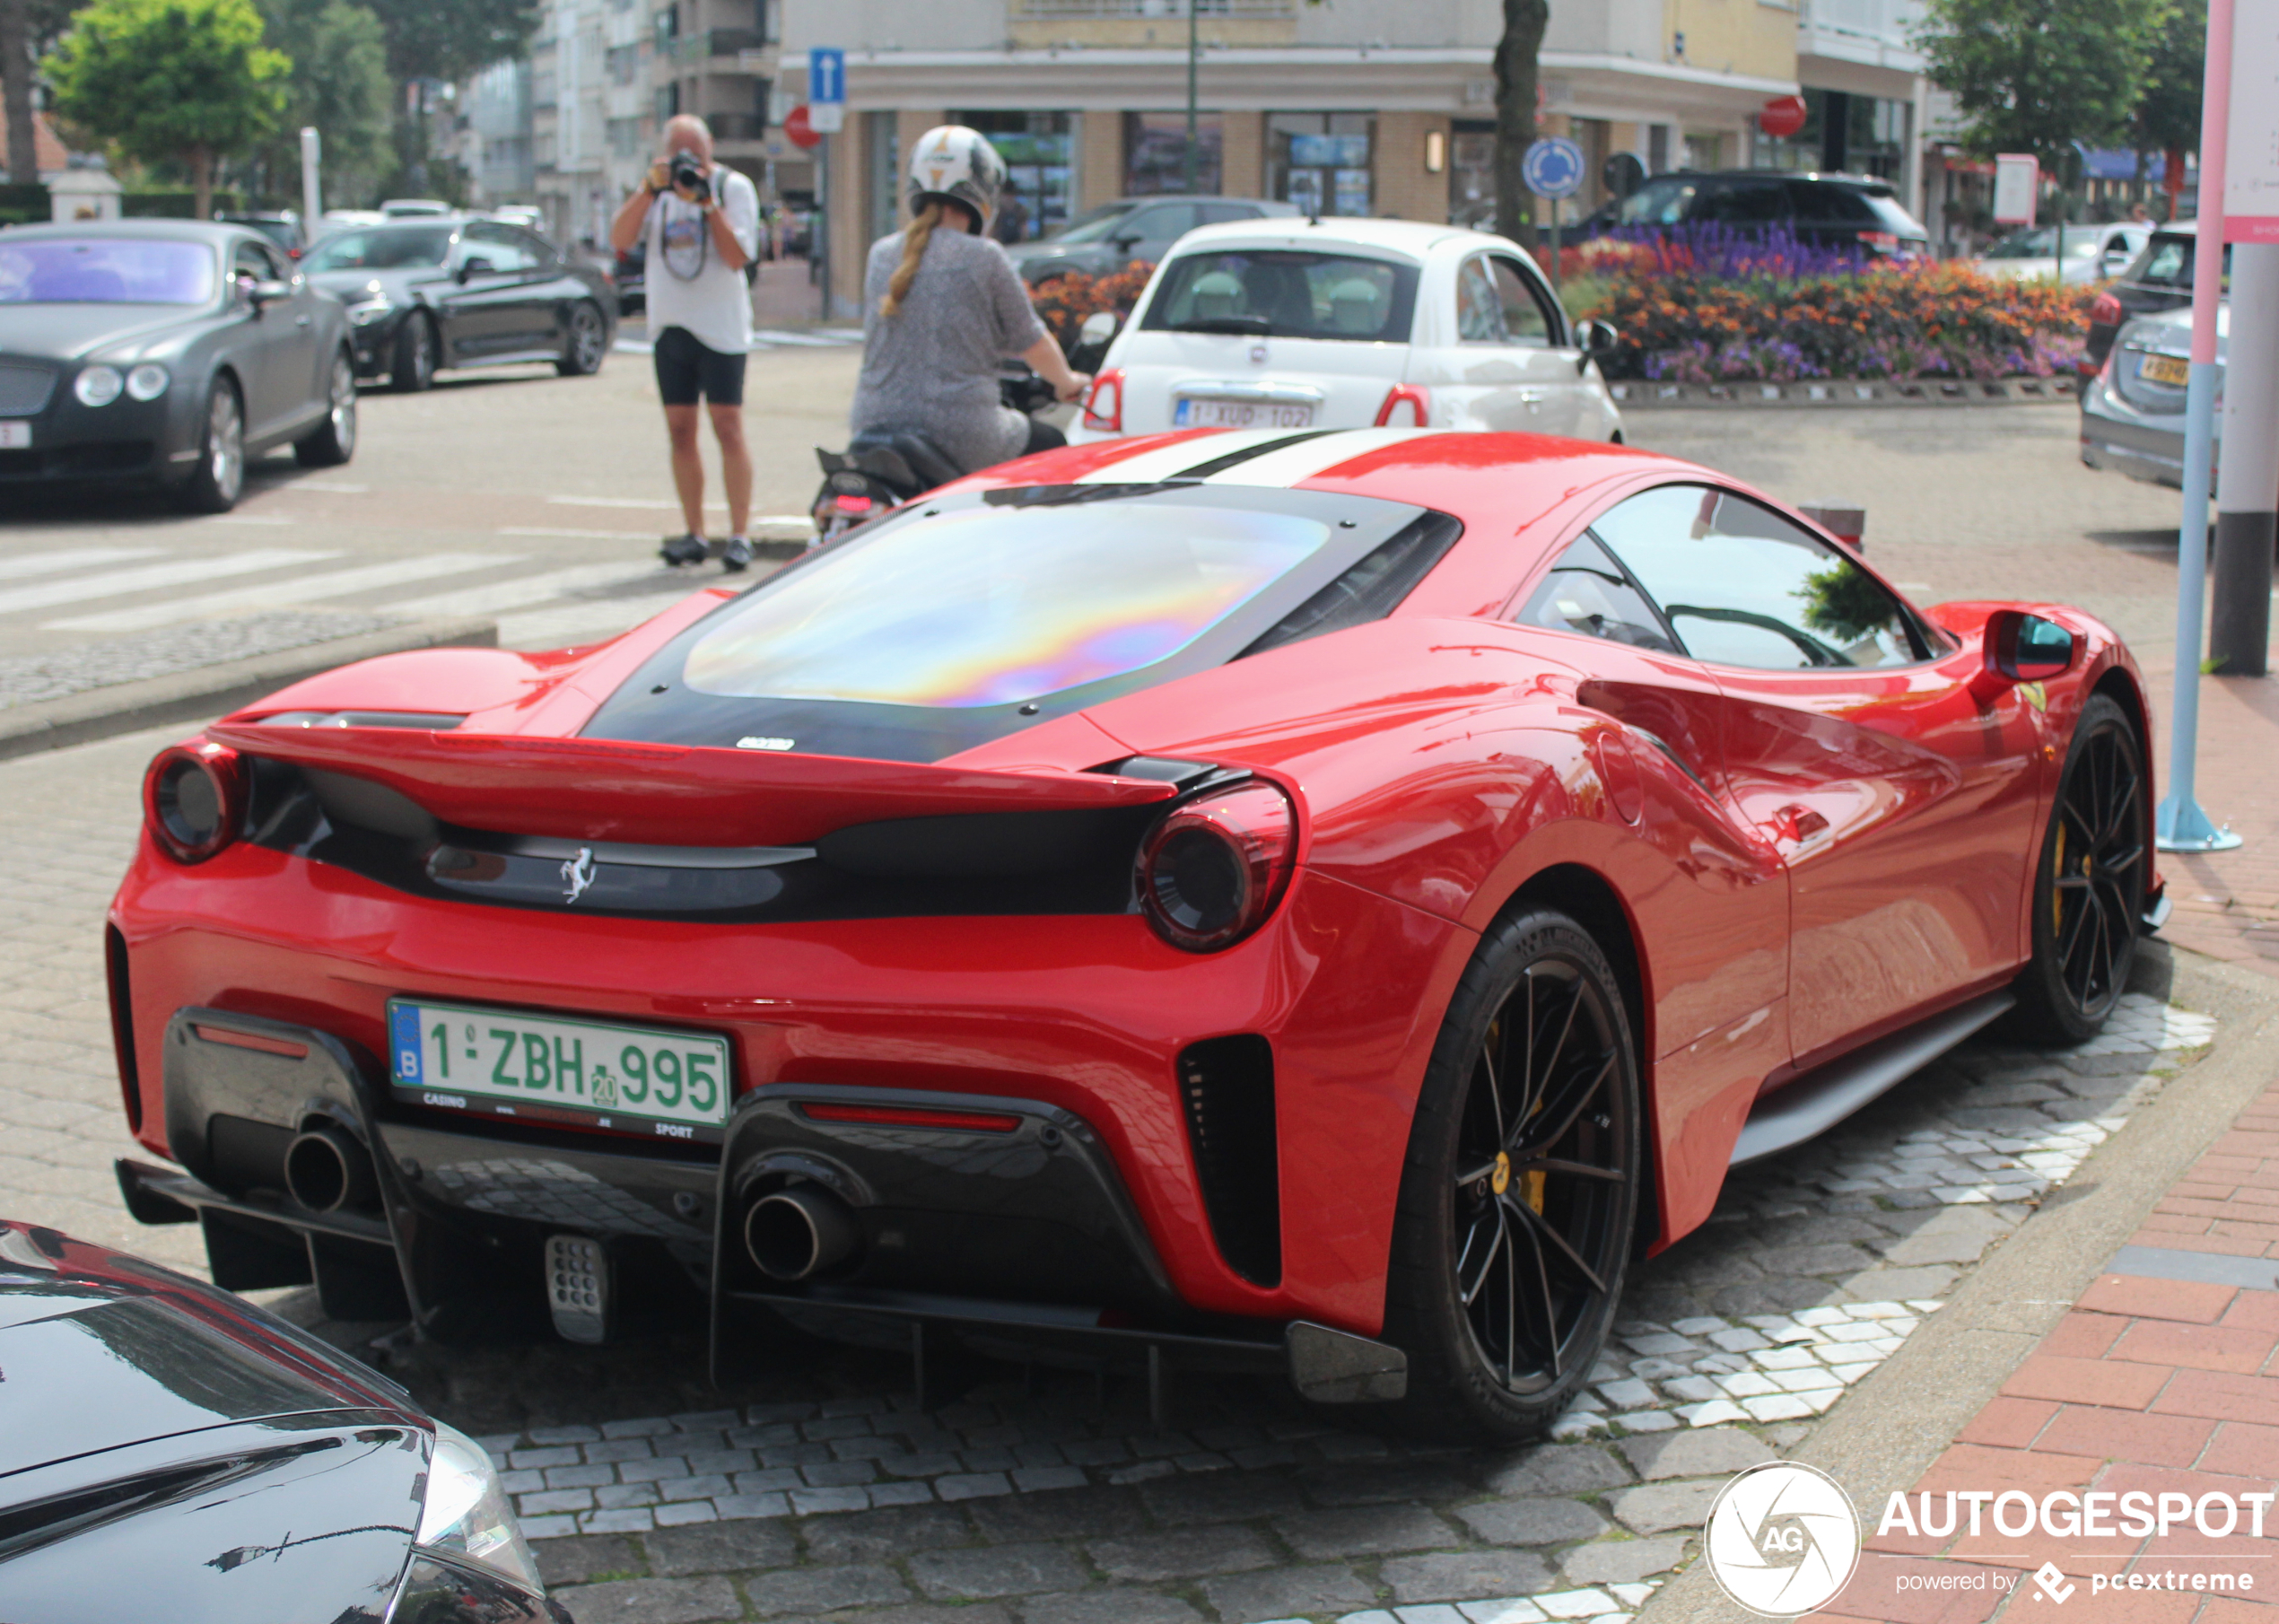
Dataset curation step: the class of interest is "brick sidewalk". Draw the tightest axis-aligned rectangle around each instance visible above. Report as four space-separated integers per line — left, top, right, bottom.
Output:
1825 1077 2279 1620
2151 664 2279 982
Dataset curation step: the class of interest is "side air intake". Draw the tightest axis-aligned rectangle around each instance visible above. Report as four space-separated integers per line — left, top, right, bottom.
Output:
1176 1035 1282 1287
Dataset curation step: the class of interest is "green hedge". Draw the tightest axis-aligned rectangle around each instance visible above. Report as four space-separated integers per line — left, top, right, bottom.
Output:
0 183 48 226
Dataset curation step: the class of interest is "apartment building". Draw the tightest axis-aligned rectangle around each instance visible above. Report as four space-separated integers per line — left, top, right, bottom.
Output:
773 0 1934 316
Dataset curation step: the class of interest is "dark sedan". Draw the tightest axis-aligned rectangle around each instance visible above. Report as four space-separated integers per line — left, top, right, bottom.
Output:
1013 196 1300 284
0 1218 569 1622
301 217 616 392
2083 220 2214 378
0 221 356 512
1574 170 1931 256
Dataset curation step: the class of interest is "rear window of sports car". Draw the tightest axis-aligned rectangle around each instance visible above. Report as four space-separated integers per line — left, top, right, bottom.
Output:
585 483 1460 761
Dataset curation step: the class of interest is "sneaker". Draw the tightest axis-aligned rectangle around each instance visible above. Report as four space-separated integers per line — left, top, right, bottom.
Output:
717 536 755 572
659 532 708 566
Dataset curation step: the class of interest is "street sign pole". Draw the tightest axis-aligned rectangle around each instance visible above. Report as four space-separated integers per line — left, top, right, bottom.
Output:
1184 0 1200 193
2157 0 2241 851
1550 197 1560 290
808 48 847 323
299 127 321 231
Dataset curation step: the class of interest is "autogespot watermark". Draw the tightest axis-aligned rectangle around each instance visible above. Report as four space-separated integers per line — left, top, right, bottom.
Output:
1703 1463 2275 1616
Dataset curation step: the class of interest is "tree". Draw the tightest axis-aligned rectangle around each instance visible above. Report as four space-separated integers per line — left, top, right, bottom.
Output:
2134 0 2205 215
361 0 534 84
45 0 290 217
1917 0 2166 185
2 0 33 185
254 0 391 207
1492 0 1548 249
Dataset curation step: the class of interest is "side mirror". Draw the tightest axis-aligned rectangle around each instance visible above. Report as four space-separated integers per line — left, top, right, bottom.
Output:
1575 318 1618 375
1972 609 2075 700
1078 310 1121 347
1111 232 1140 254
458 256 494 283
249 278 293 307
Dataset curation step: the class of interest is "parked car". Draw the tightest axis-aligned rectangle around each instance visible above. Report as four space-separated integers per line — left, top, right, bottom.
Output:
321 207 387 231
2083 219 2213 376
105 428 2156 1442
1576 170 1930 257
1015 196 1301 284
491 204 547 231
301 217 616 391
2080 304 2215 488
217 209 308 259
1973 221 2151 284
0 221 355 511
0 1218 567 1621
381 198 455 219
1072 217 1622 441
614 241 645 317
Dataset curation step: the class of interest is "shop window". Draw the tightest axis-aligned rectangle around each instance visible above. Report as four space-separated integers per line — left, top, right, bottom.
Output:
1124 112 1223 197
956 111 1075 242
866 109 900 246
1450 119 1494 228
1270 113 1373 216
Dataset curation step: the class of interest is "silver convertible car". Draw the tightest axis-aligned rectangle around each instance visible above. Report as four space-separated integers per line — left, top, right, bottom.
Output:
0 220 356 511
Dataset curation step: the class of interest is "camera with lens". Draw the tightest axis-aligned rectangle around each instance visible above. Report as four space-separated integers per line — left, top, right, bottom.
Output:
668 150 711 200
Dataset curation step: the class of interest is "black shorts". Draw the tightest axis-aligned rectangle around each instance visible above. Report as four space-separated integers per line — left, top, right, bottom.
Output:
652 325 747 406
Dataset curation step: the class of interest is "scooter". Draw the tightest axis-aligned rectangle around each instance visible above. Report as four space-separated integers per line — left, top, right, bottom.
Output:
810 362 1063 543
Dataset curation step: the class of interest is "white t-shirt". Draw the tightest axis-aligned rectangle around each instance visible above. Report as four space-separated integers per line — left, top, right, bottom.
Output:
642 165 761 357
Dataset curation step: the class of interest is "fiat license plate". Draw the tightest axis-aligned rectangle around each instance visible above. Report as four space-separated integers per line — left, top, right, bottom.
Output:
2138 353 2189 387
0 422 28 449
388 999 731 1141
1175 397 1314 429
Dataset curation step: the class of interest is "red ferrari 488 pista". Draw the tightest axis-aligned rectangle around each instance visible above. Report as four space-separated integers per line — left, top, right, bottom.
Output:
108 427 2160 1440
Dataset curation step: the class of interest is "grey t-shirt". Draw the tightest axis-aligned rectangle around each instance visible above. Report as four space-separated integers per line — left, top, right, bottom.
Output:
850 224 1050 475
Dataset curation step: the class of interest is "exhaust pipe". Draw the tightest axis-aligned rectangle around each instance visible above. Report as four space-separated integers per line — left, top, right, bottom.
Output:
284 1122 379 1214
744 1184 860 1281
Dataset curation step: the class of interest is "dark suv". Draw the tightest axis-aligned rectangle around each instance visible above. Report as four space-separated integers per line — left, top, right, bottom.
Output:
2083 220 2213 376
1579 170 1929 256
1014 196 1301 284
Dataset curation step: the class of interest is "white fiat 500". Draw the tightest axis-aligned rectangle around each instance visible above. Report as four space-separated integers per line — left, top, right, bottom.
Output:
1070 217 1624 443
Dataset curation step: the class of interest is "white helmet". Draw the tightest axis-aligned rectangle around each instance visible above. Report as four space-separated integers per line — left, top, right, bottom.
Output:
906 125 1006 232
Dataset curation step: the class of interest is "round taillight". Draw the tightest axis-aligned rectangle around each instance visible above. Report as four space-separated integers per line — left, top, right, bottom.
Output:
1136 781 1297 952
143 743 242 863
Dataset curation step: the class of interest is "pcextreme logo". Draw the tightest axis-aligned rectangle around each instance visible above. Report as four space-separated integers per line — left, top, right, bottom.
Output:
1704 1462 1862 1617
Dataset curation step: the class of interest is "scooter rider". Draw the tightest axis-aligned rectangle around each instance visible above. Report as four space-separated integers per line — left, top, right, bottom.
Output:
848 127 1089 477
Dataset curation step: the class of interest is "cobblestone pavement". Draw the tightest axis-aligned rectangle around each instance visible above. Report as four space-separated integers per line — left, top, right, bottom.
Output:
0 722 2225 1623
0 609 404 707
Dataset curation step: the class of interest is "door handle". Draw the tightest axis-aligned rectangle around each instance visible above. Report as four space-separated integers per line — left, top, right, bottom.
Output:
295 315 312 327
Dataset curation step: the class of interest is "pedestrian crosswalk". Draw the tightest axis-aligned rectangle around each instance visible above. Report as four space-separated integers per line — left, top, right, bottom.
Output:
0 541 764 656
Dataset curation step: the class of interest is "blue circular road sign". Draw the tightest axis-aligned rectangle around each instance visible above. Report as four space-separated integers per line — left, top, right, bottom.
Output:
1523 136 1586 200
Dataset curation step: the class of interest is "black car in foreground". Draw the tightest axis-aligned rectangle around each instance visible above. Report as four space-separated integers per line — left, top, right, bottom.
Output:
2083 219 2213 377
1576 169 1931 256
0 1218 569 1623
0 221 356 511
301 217 616 391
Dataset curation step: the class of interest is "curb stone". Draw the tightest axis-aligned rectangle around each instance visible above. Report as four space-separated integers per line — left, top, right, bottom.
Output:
0 615 498 761
1609 378 2079 409
1631 943 2279 1623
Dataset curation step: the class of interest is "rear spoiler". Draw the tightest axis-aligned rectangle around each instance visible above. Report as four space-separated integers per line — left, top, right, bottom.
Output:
205 723 1180 847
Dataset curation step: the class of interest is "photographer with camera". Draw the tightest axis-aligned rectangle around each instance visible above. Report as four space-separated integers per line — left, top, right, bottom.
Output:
609 114 763 569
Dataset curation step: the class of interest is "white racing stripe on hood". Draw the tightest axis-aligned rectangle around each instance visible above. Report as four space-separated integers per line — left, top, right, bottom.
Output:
1198 427 1419 487
1070 428 1302 485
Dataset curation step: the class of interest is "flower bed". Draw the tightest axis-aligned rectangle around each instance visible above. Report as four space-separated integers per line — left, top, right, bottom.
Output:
1574 226 2094 383
1029 262 1155 351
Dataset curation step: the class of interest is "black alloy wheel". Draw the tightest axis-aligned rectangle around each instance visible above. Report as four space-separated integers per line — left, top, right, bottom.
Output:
294 349 357 467
391 312 436 393
1385 906 1641 1442
2012 693 2146 1043
557 301 607 377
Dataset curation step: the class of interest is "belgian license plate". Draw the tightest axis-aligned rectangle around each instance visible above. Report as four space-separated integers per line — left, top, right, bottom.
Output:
387 999 731 1142
2139 353 2189 387
1175 397 1315 429
0 422 28 449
